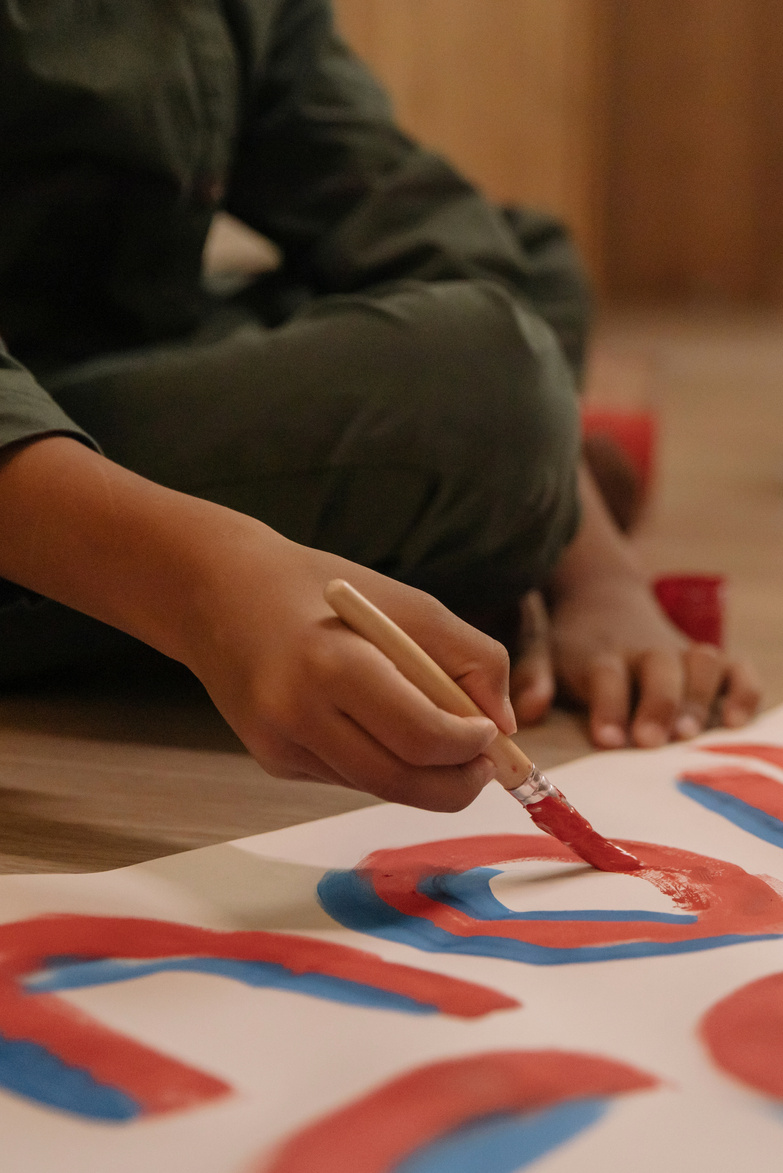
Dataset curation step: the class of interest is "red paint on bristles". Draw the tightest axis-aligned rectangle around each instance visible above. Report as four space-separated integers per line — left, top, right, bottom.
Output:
525 792 641 873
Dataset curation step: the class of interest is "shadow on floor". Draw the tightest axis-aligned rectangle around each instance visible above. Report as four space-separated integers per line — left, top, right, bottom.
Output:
0 642 245 752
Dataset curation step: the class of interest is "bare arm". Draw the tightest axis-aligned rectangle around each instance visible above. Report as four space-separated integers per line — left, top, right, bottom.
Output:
0 435 518 810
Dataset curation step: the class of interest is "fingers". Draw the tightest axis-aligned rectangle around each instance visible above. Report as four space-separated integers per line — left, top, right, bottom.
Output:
587 653 631 748
630 650 685 747
240 619 502 807
720 657 762 727
669 645 760 739
511 591 555 725
240 679 498 807
673 643 726 738
327 636 500 767
308 709 498 811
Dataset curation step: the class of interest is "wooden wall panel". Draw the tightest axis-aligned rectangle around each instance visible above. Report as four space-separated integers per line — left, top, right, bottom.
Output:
334 0 607 282
604 0 783 303
333 1 783 305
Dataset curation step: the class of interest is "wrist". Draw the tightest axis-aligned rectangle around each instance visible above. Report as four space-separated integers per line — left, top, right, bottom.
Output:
167 503 297 675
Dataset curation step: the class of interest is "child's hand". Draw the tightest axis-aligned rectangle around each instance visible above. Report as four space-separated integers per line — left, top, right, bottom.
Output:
180 524 516 810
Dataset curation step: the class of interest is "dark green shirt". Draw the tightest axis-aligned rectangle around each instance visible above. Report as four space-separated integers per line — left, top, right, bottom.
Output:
0 0 588 452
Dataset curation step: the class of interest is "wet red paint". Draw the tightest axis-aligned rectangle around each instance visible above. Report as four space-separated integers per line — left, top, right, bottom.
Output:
680 767 783 823
363 835 783 951
703 743 783 773
525 793 641 872
701 971 783 1101
259 1049 658 1173
0 915 517 1116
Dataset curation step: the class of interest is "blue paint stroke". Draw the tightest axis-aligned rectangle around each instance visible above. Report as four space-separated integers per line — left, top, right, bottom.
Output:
421 867 697 924
6 952 452 1123
0 1034 139 1122
393 1098 608 1173
24 957 437 1015
678 780 783 850
318 868 781 965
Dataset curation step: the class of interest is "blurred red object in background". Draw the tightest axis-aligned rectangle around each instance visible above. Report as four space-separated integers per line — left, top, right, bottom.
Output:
581 407 657 493
653 574 726 647
581 407 658 532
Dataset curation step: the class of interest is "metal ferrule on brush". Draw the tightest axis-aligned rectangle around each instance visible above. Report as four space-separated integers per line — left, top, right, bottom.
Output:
507 766 562 807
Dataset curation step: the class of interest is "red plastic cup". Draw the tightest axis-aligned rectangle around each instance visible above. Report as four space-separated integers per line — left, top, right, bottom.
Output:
653 574 726 647
581 407 658 495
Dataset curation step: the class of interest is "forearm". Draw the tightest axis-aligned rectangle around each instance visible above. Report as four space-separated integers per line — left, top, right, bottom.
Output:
0 435 274 666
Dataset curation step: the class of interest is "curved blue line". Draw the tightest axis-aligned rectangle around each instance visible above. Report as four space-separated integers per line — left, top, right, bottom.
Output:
678 780 783 849
317 868 781 964
24 957 436 1015
393 1098 609 1173
419 868 697 924
0 1034 139 1122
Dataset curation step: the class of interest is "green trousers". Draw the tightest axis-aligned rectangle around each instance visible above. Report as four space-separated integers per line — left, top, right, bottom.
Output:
1 274 580 684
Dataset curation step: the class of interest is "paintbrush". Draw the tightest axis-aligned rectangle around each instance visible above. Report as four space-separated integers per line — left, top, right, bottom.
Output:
324 579 640 873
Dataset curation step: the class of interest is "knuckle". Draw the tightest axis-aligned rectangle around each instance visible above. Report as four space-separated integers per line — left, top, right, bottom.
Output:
257 685 295 731
306 634 351 683
253 675 309 739
486 636 511 678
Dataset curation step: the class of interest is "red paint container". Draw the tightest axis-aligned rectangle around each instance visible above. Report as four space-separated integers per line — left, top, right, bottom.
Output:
581 407 657 493
653 574 726 647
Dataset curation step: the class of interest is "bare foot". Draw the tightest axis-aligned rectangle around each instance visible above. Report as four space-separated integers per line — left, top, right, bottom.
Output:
511 465 762 746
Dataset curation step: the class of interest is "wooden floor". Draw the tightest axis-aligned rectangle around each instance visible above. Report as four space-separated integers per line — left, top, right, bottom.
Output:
2 309 782 874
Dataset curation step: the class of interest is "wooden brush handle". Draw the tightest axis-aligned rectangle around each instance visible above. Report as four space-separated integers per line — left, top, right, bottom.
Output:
323 579 536 790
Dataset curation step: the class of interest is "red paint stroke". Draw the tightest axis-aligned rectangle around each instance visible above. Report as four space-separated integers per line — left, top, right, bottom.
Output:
703 743 783 773
363 836 783 950
526 793 641 872
257 1050 658 1173
0 916 517 1116
701 972 783 1101
680 767 783 824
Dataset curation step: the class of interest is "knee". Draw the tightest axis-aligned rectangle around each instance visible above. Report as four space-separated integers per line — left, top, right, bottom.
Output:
391 281 581 593
286 278 582 606
388 279 579 486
